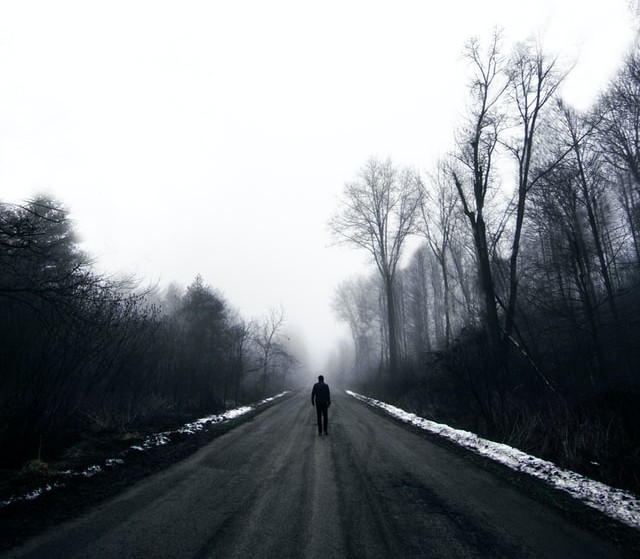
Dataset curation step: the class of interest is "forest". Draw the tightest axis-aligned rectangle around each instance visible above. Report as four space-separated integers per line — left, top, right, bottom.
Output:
2 29 640 501
330 34 640 495
0 200 296 470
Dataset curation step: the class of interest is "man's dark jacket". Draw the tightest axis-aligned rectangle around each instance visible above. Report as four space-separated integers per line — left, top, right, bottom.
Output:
311 381 331 406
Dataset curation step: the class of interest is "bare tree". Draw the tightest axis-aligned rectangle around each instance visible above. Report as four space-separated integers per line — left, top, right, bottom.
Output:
421 163 464 350
252 306 291 397
225 315 253 405
330 157 424 375
452 34 566 364
596 43 640 264
333 275 381 376
559 103 622 315
451 32 509 357
399 248 432 356
598 44 640 186
501 41 566 349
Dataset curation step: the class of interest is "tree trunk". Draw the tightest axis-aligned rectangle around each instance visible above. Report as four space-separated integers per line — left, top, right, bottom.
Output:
473 217 502 356
385 274 400 376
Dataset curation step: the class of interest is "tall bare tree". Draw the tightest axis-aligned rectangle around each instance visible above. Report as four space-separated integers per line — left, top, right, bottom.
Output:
421 163 463 350
330 158 423 375
452 33 566 366
596 43 640 264
451 32 509 358
333 275 381 375
501 41 566 349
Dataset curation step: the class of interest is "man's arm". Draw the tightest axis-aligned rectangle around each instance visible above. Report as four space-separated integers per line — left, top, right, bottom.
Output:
311 384 316 406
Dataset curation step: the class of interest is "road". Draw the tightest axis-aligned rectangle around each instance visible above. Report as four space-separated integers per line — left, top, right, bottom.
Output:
1 392 626 558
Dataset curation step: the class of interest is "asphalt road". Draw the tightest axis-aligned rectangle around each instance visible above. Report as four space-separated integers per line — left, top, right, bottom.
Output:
1 392 627 558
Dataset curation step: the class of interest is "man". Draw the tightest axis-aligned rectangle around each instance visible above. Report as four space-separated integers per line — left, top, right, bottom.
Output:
311 374 331 435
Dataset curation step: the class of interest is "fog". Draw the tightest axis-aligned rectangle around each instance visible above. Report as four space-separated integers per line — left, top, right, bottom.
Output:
0 0 634 372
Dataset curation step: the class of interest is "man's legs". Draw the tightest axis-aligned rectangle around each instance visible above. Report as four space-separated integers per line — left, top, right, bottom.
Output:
316 404 324 434
316 403 328 434
321 404 328 434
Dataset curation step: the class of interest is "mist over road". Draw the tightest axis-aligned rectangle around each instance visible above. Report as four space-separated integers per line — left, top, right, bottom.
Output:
2 392 624 558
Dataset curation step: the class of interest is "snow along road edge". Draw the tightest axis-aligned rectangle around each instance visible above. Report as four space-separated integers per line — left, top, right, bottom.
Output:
0 392 290 509
346 390 640 530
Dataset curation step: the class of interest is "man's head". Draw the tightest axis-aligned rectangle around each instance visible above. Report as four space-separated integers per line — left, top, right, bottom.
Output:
318 374 324 382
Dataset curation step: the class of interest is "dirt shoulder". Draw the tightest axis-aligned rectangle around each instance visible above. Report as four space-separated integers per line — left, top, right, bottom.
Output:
0 394 291 552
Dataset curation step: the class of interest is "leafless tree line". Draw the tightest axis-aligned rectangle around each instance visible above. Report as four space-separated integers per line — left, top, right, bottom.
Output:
0 199 295 467
331 32 640 491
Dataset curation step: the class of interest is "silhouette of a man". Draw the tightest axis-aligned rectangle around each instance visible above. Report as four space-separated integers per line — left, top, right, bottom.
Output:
311 375 331 435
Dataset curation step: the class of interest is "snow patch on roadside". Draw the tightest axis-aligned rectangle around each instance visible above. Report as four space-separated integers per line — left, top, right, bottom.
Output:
24 486 52 501
81 465 102 478
0 392 289 509
347 390 640 530
175 406 252 436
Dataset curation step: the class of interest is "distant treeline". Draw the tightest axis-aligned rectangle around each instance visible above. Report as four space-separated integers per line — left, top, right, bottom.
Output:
0 199 295 468
331 34 640 493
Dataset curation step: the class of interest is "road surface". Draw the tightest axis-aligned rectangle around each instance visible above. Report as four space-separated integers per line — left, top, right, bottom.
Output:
1 392 627 558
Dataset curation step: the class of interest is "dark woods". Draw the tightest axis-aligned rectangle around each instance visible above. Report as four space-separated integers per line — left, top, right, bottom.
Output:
3 30 640 500
0 198 294 469
332 36 640 494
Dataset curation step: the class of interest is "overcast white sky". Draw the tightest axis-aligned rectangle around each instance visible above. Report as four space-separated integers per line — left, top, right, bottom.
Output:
0 1 636 372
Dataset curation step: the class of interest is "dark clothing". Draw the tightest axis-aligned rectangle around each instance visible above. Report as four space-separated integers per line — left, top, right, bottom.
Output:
311 381 331 434
311 381 331 406
316 403 329 435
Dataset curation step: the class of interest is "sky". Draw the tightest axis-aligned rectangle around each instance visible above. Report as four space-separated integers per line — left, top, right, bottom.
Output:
0 1 636 372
